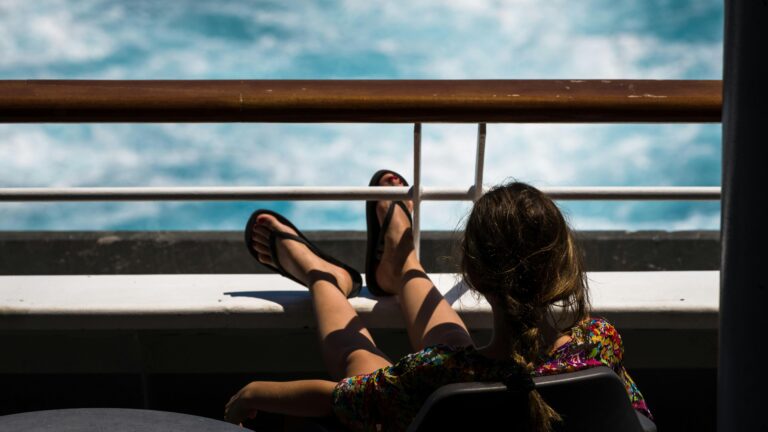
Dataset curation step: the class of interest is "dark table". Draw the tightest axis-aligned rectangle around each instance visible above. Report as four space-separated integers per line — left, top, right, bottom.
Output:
0 408 245 432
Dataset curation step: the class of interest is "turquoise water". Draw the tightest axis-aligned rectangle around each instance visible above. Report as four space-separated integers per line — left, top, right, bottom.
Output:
0 0 723 230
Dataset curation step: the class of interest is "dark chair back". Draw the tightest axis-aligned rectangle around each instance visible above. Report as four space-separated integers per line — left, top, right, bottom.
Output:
406 366 656 432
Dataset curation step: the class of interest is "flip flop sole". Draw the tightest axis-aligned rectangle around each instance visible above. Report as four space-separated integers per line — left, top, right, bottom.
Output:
365 169 411 297
245 209 363 298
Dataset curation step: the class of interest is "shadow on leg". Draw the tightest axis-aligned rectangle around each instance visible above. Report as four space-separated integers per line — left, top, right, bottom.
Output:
307 270 393 381
398 268 475 351
323 317 393 380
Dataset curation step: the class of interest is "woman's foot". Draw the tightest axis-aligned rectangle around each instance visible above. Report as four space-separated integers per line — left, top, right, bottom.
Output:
374 173 420 295
249 214 355 296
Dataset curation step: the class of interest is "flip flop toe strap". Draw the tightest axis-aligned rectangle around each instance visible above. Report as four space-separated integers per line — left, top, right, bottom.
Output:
268 230 309 285
375 201 413 260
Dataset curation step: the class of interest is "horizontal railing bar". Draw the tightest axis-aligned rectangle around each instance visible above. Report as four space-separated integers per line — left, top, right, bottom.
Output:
0 186 721 202
543 186 721 200
424 187 721 200
0 80 721 123
0 187 409 202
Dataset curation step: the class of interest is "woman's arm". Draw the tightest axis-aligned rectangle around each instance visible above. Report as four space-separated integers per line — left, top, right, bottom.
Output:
224 379 338 425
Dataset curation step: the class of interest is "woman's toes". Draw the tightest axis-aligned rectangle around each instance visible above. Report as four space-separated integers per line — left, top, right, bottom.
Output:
257 253 273 265
252 225 270 241
252 241 270 256
379 172 402 187
250 223 274 265
255 214 278 228
377 173 412 214
251 225 271 248
256 214 296 238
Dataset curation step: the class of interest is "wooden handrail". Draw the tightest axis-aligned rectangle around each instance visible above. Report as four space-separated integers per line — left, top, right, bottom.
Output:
0 79 721 123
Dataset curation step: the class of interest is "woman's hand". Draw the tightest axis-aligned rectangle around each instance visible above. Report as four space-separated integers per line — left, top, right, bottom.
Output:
224 382 260 425
224 379 337 423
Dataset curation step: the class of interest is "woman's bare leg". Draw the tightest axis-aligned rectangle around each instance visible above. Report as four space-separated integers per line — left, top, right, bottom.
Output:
374 174 475 351
251 215 392 381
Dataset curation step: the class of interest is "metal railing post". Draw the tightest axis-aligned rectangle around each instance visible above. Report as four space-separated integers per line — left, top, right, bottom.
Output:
413 123 422 258
473 123 487 202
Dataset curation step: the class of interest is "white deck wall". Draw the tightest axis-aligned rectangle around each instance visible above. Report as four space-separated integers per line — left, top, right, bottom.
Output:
0 272 718 374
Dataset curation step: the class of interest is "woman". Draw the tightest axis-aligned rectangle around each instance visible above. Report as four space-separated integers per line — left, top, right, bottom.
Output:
225 170 651 431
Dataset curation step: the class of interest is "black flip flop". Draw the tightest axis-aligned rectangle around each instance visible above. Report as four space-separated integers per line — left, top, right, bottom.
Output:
365 169 412 297
245 209 362 298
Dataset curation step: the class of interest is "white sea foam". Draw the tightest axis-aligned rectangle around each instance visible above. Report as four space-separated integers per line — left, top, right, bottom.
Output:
0 0 723 230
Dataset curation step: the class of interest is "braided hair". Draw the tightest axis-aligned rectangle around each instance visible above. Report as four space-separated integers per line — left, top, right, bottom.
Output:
461 182 590 432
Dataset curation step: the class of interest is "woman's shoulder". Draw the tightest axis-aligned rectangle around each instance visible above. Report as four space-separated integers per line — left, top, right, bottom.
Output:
569 316 625 363
536 316 626 375
576 316 620 335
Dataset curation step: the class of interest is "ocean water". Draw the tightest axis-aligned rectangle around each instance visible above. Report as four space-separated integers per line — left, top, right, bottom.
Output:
0 0 723 231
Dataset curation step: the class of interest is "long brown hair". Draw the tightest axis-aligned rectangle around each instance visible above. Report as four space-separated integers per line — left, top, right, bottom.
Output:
461 182 590 432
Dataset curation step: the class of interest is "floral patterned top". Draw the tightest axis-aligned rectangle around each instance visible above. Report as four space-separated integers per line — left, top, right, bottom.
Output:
331 317 651 431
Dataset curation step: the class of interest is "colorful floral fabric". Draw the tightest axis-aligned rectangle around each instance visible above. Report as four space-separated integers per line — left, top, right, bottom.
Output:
331 317 651 431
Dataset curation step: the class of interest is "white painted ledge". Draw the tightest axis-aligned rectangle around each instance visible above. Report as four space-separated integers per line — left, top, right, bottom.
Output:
0 271 719 330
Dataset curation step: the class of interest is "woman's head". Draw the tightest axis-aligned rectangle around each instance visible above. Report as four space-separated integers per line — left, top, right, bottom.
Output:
461 181 589 431
461 181 589 333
